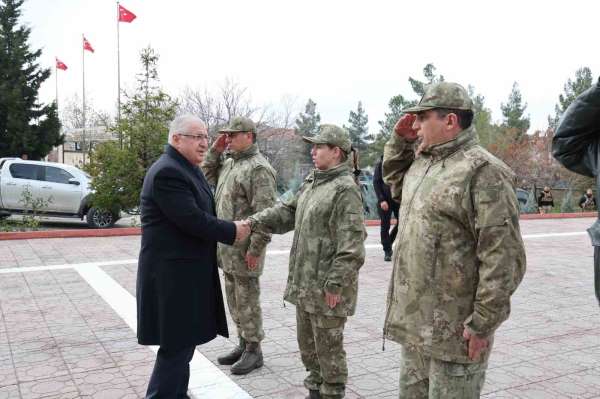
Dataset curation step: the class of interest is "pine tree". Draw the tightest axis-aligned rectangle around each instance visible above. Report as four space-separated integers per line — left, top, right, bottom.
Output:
0 0 62 159
86 47 178 212
409 63 445 97
295 98 320 137
500 82 530 139
344 101 369 152
548 67 594 129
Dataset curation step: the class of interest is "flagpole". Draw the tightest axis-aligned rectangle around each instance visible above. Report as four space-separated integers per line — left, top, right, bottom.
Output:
82 34 87 166
117 1 122 149
55 63 58 109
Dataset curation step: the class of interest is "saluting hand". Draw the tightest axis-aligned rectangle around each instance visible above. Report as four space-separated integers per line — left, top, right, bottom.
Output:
394 114 418 141
212 133 227 154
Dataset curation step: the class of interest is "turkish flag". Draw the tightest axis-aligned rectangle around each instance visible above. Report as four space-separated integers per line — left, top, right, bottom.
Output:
118 5 136 23
55 57 68 71
83 36 94 53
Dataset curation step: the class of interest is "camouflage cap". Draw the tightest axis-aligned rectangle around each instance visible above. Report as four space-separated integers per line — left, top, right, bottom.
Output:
302 124 352 154
219 116 256 134
402 82 474 114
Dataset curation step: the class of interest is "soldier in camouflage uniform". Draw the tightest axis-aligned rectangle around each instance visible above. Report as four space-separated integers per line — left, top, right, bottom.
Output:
201 116 277 375
382 82 526 398
247 124 366 399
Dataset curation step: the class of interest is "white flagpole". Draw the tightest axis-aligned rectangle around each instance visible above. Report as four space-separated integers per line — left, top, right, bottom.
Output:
82 34 87 166
117 1 122 149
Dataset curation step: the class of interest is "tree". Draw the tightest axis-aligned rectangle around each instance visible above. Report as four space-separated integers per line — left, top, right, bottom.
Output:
500 82 530 139
0 0 63 159
86 46 178 213
409 63 445 97
344 101 369 152
60 94 111 130
295 98 320 137
468 86 500 149
548 67 594 129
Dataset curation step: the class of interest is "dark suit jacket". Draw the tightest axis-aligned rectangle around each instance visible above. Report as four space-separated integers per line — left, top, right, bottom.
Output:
136 144 236 349
373 156 393 204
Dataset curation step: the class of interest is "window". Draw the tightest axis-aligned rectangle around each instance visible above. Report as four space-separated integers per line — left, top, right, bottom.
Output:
9 163 44 180
45 166 74 184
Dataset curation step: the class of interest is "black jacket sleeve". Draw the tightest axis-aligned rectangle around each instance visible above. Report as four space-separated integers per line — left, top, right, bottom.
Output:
153 167 236 245
372 160 387 203
552 79 600 178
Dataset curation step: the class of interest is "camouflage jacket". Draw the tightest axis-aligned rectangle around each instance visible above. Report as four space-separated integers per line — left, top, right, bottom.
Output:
249 163 366 317
202 144 277 277
382 126 526 363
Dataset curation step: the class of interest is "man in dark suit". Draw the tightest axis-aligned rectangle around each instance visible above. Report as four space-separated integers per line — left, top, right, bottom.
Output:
373 155 399 261
137 114 251 398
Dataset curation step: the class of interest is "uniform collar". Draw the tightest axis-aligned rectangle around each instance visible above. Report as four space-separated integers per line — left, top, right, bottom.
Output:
228 144 259 161
311 162 352 186
422 126 478 160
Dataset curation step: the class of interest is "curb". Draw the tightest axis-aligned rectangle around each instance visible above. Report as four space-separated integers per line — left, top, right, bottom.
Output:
520 212 596 220
0 212 597 241
0 227 141 241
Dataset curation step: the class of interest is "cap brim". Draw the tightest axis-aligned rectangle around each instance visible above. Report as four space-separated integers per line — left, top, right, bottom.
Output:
401 105 436 114
219 128 240 133
302 136 327 145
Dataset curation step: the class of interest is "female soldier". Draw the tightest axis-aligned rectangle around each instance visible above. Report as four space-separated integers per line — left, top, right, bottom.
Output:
248 124 366 399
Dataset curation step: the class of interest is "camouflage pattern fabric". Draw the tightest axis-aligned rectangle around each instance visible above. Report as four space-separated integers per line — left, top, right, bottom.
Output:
382 125 526 364
297 309 347 399
402 82 474 114
202 143 277 277
223 272 264 343
249 162 366 317
399 346 486 399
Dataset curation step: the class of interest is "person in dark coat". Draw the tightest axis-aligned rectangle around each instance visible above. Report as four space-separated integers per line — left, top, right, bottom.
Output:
373 155 399 261
137 114 250 398
552 77 600 306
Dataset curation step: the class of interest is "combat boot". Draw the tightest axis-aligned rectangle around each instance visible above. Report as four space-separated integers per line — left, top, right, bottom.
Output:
217 337 245 365
230 342 263 375
305 389 321 399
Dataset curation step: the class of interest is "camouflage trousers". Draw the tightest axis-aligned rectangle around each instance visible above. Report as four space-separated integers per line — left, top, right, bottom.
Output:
296 309 347 399
223 272 264 343
399 346 487 399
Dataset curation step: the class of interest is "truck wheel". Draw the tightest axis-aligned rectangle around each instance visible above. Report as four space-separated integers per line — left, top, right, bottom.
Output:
86 207 117 228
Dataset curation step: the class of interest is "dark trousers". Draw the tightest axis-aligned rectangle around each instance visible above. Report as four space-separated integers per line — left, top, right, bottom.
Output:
146 345 196 399
378 201 399 253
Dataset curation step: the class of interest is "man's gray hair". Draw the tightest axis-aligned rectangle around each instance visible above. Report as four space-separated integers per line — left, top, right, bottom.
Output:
168 114 206 144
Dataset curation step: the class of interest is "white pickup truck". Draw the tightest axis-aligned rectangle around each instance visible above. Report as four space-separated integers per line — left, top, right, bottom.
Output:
0 158 118 228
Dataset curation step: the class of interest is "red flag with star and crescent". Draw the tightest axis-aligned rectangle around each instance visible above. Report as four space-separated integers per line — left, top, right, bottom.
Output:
83 36 94 53
118 5 136 23
55 57 68 71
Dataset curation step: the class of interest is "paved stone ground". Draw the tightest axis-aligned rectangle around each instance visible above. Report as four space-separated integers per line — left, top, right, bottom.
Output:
0 217 599 398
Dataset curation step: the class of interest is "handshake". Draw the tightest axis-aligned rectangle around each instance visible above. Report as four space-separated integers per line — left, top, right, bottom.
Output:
233 219 252 243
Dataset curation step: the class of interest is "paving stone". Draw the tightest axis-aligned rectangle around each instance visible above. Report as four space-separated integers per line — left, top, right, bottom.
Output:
0 218 599 398
19 375 77 399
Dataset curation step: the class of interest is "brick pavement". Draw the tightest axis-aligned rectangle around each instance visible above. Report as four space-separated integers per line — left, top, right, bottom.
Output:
0 217 599 398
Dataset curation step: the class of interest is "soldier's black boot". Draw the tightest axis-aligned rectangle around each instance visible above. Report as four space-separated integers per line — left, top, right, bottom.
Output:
217 337 245 365
230 342 263 375
305 389 321 399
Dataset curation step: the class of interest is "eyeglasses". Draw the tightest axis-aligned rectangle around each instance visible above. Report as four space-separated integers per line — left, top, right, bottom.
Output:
178 133 209 141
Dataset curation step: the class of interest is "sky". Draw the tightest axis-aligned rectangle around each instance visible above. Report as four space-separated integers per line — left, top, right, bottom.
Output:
20 0 600 134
